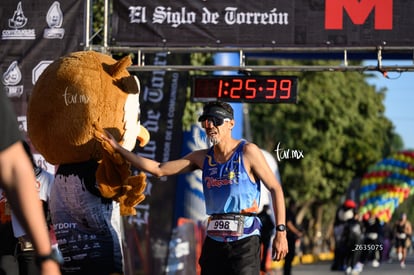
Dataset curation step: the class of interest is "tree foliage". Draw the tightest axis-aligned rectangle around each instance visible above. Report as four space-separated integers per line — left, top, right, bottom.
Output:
249 60 395 205
91 0 105 45
247 60 401 251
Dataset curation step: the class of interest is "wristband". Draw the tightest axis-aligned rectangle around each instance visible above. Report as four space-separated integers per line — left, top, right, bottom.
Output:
35 248 64 267
276 224 286 232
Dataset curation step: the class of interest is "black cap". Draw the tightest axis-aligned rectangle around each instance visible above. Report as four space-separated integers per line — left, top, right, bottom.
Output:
198 105 233 122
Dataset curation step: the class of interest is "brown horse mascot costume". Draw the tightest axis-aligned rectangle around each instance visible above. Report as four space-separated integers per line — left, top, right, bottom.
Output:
27 51 149 275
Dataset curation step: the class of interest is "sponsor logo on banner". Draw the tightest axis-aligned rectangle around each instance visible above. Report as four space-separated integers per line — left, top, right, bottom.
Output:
113 0 414 47
43 1 65 39
17 116 27 132
32 61 53 85
128 6 290 27
325 0 393 30
2 1 35 40
2 61 24 98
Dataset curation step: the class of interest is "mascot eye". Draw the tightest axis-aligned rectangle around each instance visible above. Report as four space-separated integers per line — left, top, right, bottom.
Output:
117 75 140 94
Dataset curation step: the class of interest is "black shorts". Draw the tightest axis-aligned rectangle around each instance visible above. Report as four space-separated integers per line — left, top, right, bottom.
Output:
395 237 407 248
199 235 260 275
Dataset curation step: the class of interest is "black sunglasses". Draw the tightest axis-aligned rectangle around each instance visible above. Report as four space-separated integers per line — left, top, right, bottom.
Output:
200 117 230 128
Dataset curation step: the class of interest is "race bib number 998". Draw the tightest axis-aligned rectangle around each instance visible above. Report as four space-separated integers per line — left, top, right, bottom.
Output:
207 215 244 237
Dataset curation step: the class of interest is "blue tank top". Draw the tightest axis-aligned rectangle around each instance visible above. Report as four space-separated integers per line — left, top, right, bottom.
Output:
202 140 262 241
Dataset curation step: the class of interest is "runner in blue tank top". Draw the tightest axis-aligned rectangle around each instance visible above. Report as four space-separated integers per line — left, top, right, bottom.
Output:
102 101 288 275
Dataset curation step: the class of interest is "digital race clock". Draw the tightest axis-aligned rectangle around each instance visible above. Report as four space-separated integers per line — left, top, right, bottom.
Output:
192 75 298 103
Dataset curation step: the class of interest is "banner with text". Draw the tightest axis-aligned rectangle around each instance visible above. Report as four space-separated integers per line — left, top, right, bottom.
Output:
126 53 189 275
0 0 84 172
112 0 413 48
0 0 84 134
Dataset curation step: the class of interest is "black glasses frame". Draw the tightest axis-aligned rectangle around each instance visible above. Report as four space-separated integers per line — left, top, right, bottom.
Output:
200 117 230 127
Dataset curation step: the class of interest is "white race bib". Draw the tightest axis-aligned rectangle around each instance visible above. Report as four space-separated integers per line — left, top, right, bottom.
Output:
207 214 244 237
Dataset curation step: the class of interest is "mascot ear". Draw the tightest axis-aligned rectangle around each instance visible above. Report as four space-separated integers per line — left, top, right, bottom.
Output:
118 75 140 95
109 55 132 78
109 55 140 95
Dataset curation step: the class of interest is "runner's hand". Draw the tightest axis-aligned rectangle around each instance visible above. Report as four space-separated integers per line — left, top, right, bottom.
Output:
272 231 288 261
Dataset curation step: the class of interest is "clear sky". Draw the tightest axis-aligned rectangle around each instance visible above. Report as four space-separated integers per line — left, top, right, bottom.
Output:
364 60 414 150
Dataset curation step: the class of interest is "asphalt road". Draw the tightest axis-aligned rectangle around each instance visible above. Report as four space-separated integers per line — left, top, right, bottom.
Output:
269 253 413 275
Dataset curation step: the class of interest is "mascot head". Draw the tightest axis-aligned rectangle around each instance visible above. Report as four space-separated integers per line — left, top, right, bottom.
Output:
27 51 149 215
28 51 148 164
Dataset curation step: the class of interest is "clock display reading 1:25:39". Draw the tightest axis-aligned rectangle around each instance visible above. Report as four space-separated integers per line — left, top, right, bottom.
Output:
192 75 298 103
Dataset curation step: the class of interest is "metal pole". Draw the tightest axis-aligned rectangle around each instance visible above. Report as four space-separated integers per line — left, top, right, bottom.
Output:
103 0 109 52
84 0 91 49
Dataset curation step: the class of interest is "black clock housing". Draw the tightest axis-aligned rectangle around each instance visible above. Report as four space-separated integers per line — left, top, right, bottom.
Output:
192 75 298 103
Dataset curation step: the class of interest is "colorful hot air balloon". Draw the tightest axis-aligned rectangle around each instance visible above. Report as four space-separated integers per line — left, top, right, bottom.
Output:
359 151 414 223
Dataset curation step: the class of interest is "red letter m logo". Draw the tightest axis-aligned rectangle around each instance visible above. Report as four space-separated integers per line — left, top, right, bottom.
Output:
325 0 392 30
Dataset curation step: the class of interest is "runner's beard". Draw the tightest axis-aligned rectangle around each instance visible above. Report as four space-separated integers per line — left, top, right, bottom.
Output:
208 136 219 145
